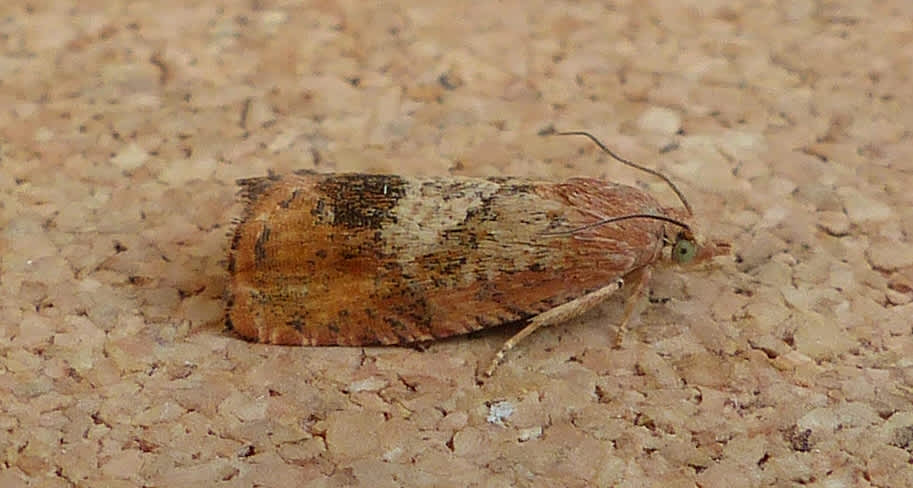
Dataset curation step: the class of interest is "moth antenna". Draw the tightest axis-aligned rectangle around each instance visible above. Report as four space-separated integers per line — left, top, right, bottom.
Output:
543 213 691 236
552 130 693 216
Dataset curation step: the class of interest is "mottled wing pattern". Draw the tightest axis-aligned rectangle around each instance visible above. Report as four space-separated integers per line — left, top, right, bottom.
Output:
227 172 666 346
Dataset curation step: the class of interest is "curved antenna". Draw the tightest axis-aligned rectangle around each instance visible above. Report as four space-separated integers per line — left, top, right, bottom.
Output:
552 130 693 216
542 213 691 237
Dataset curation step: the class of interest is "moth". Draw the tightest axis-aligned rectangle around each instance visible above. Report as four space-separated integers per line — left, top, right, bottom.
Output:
226 131 730 376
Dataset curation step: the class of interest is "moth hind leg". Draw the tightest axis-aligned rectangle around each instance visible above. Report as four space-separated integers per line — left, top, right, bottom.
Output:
483 278 626 377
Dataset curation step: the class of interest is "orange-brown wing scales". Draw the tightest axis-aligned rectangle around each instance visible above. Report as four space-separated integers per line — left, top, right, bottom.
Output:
227 172 666 346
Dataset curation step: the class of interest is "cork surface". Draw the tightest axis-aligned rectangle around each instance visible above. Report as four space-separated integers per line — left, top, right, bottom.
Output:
2 1 912 486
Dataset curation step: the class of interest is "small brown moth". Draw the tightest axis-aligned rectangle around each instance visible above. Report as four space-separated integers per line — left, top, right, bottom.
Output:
227 131 730 376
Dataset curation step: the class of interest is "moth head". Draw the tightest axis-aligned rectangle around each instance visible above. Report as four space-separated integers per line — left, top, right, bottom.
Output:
665 228 731 268
545 129 732 268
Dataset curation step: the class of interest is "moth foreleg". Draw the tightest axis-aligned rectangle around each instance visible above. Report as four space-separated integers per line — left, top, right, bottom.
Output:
484 278 626 377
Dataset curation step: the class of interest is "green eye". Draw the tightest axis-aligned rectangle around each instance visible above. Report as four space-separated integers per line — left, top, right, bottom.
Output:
672 238 697 264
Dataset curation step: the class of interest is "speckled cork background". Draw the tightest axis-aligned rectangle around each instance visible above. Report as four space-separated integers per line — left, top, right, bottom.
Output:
2 1 912 487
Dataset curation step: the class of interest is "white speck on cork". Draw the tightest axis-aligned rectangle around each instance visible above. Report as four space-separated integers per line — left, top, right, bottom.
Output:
486 401 514 426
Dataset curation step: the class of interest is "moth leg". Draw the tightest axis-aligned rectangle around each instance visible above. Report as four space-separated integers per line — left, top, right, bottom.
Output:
613 265 653 349
484 278 625 377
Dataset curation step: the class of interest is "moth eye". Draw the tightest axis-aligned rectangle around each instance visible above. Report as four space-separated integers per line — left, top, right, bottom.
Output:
672 238 697 264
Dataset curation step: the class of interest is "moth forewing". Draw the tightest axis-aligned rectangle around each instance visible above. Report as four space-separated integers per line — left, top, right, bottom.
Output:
228 173 669 349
